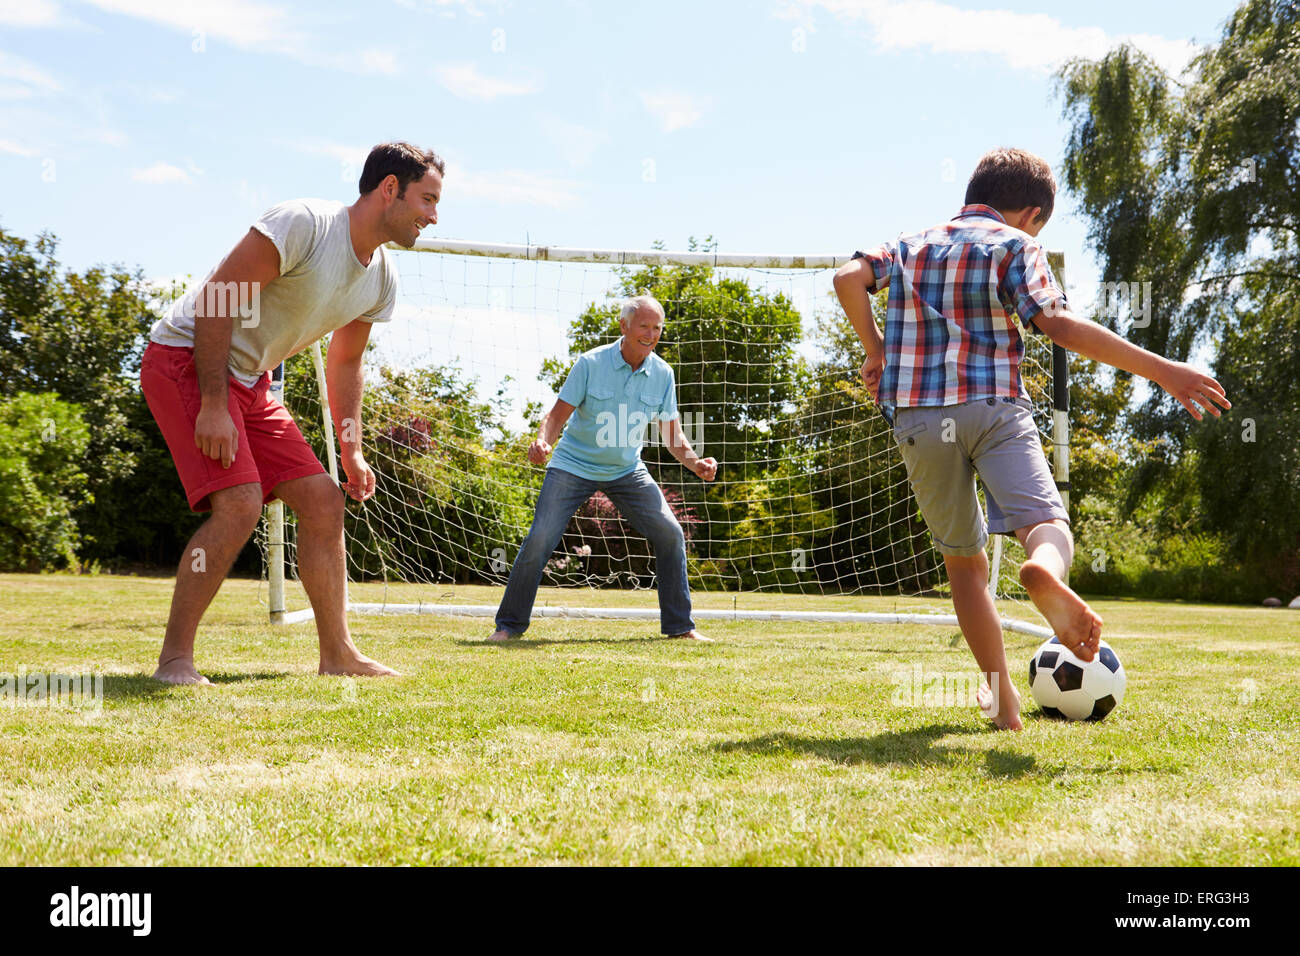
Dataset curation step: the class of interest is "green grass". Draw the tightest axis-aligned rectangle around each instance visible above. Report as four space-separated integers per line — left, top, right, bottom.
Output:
1 573 1297 865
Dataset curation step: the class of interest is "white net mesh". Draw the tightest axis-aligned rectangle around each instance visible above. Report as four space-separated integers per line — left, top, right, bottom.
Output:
257 245 1064 620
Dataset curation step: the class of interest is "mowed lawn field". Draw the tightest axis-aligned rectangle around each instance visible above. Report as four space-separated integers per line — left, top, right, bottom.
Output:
1 573 1297 866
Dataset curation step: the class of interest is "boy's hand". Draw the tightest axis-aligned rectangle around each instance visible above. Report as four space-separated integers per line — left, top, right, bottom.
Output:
860 353 885 402
1157 361 1231 421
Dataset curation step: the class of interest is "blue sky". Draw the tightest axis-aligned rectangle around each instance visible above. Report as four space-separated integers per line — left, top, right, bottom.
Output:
2 0 1238 285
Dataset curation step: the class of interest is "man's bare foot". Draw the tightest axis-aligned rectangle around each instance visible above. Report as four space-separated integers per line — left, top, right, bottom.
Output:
669 629 713 643
977 680 1022 732
486 628 519 644
1019 559 1103 661
153 657 211 685
319 649 399 677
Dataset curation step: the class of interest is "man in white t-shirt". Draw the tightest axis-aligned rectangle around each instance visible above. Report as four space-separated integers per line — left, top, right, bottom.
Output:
140 141 443 684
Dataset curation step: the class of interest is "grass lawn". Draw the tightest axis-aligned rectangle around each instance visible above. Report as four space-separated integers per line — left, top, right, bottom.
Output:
1 573 1297 865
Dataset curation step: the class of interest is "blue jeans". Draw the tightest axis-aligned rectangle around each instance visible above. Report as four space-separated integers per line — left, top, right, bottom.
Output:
495 466 695 636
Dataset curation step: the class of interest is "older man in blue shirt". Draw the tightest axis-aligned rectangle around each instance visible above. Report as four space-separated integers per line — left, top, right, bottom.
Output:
489 295 718 643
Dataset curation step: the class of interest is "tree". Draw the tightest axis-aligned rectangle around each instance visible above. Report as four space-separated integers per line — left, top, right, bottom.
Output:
539 244 809 578
1057 0 1300 596
0 393 90 570
0 227 195 566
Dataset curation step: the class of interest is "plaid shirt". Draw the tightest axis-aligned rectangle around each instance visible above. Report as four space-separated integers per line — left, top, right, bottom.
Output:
855 204 1066 409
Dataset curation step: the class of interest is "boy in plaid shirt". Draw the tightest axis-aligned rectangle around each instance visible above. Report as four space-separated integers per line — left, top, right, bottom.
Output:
834 148 1229 730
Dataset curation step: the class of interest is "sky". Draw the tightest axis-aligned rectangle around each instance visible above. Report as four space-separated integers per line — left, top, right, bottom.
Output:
0 0 1241 417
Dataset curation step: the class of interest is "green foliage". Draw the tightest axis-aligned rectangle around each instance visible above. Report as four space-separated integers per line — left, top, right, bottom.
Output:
1070 495 1258 603
1057 0 1300 598
0 226 194 566
282 344 539 583
793 305 942 593
0 393 90 570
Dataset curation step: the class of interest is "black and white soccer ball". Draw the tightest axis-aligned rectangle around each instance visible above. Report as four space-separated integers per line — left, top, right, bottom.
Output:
1028 637 1125 721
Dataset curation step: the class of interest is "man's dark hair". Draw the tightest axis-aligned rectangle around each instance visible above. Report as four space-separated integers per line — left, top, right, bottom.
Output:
965 148 1055 224
358 142 445 197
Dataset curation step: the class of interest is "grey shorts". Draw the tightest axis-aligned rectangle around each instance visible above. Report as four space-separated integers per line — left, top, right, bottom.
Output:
893 397 1068 557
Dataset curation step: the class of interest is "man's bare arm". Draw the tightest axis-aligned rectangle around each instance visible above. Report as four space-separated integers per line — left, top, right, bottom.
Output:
193 228 280 467
325 317 376 501
1032 306 1231 421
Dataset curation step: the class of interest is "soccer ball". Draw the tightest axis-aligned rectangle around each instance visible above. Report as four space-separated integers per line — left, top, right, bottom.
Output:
1028 637 1125 721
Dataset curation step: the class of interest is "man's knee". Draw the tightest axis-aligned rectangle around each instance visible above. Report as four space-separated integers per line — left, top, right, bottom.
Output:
209 483 264 538
647 512 685 551
284 476 344 531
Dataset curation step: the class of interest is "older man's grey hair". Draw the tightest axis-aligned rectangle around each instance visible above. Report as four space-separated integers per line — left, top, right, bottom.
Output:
619 294 665 324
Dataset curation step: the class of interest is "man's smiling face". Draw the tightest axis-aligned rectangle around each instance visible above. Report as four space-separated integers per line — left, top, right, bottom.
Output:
620 304 665 365
385 167 442 246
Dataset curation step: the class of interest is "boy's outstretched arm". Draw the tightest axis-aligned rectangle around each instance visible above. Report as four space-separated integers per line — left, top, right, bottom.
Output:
1032 307 1231 420
833 259 886 399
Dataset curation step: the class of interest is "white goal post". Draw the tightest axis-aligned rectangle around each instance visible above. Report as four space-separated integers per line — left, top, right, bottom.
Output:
262 239 1070 639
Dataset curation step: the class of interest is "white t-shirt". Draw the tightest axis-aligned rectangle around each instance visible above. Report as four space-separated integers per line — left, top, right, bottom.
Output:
150 198 397 386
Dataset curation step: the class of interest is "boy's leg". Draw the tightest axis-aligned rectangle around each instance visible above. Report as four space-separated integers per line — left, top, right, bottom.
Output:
945 549 1021 731
491 468 597 639
968 399 1102 661
602 468 703 639
892 405 1014 724
1015 519 1102 661
155 482 265 684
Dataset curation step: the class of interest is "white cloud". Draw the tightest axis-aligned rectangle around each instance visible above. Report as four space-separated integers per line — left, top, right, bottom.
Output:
639 90 710 133
434 63 538 100
778 0 1199 76
0 0 76 28
0 50 61 94
0 137 38 156
132 161 193 184
79 0 400 74
449 168 579 208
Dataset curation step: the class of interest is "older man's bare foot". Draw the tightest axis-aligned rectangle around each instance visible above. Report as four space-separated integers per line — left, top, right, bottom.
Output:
319 648 399 677
153 656 211 685
669 629 714 643
486 628 519 644
977 680 1022 732
1019 559 1103 662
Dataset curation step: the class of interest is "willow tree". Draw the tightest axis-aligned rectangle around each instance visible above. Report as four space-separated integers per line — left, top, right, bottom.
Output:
1057 0 1300 591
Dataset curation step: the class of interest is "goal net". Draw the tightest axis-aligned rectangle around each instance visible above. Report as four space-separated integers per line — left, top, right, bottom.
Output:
258 240 1069 636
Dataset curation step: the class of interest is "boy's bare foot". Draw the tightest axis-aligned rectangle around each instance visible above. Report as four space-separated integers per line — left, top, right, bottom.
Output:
977 680 1022 731
1019 559 1102 661
669 629 713 643
153 657 211 685
319 650 399 677
486 628 518 643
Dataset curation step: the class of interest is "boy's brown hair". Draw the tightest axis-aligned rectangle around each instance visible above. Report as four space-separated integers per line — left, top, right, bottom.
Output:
965 148 1055 224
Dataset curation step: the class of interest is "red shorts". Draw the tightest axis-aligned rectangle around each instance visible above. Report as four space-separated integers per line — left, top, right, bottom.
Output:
140 342 326 512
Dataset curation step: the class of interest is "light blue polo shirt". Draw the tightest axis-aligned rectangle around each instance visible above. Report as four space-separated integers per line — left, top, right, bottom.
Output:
550 338 679 481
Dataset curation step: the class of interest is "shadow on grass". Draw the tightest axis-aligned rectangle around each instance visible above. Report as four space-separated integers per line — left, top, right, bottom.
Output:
102 671 286 700
712 724 1042 779
454 634 695 649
